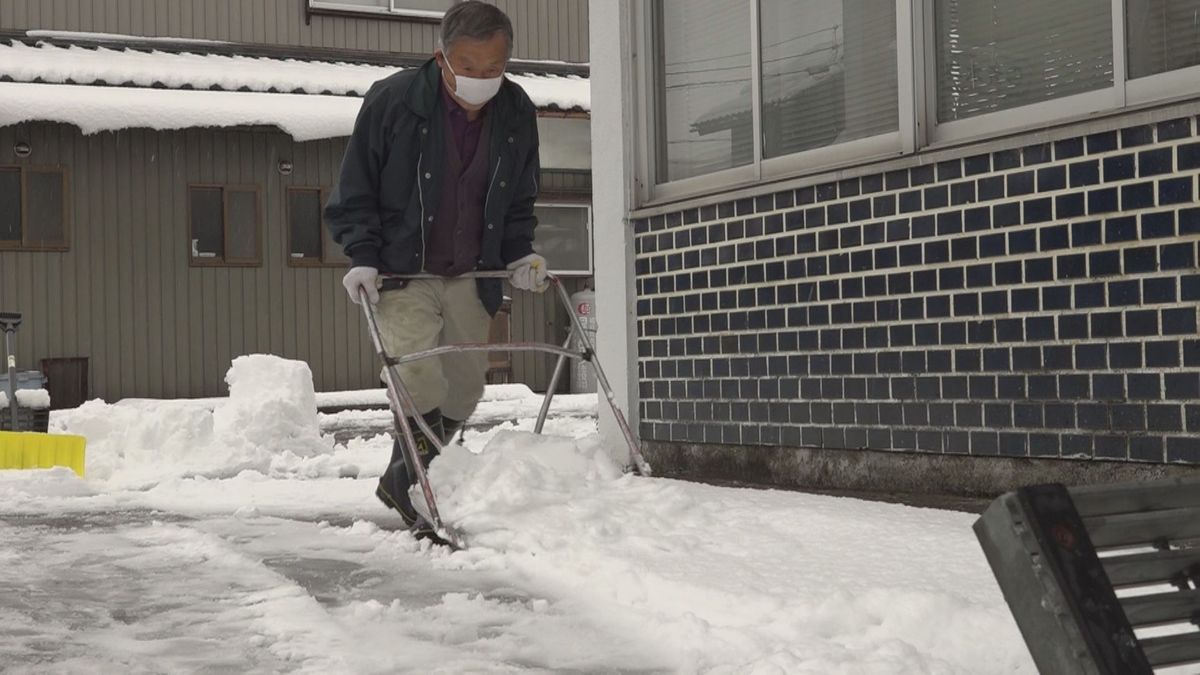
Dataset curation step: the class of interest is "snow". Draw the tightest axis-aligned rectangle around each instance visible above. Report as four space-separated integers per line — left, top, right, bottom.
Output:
0 82 361 142
26 29 231 45
0 41 590 141
5 355 1037 673
0 388 50 409
1 41 398 96
50 355 349 487
315 382 536 409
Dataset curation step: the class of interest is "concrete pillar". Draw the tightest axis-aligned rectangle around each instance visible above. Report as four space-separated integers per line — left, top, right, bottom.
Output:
588 0 639 463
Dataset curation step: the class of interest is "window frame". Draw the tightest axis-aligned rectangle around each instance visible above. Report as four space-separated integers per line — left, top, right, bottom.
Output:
638 0 915 206
534 199 594 277
0 164 70 252
306 0 444 22
187 184 263 268
636 0 1200 207
285 186 349 269
924 0 1128 145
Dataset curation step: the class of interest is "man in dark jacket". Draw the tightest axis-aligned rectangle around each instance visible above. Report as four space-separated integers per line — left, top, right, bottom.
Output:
324 0 546 533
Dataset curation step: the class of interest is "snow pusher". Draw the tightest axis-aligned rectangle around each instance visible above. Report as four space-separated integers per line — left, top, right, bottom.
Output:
0 312 87 477
358 272 651 549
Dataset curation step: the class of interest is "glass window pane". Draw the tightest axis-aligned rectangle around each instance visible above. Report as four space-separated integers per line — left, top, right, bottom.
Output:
314 0 388 8
288 189 323 261
657 0 752 182
189 187 223 260
761 0 898 159
391 0 447 13
226 189 259 263
25 170 65 247
936 0 1113 122
533 205 590 273
0 169 20 244
1128 0 1200 78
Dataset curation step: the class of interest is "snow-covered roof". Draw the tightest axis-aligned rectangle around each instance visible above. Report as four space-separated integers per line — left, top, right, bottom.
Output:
0 81 361 142
0 38 589 141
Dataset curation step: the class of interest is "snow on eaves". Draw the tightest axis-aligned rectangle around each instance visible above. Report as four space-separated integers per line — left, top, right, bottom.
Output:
0 39 589 141
25 29 231 46
0 82 361 142
0 41 590 112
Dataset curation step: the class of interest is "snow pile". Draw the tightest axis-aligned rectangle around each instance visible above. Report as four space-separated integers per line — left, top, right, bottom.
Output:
0 388 51 409
423 431 623 548
418 430 1031 673
52 355 347 487
214 355 328 458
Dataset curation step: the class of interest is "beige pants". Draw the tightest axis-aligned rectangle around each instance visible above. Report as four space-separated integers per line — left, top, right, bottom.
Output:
375 278 491 422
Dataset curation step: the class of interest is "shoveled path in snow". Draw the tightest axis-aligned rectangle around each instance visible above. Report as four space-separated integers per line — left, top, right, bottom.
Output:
0 506 671 674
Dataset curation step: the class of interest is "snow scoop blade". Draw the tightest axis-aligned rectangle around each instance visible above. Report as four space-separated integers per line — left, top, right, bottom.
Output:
0 431 87 477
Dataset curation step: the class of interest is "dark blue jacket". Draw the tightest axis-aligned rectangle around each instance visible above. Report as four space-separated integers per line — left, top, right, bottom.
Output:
324 58 540 315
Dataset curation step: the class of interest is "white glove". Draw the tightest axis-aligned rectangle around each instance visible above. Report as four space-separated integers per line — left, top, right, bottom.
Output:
342 266 380 305
506 253 549 292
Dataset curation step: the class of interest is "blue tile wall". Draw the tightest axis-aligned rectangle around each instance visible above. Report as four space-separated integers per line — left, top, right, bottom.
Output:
633 116 1200 464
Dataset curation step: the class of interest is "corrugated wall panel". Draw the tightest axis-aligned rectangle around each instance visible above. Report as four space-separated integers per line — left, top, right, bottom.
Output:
129 128 149 397
0 0 588 63
0 123 589 401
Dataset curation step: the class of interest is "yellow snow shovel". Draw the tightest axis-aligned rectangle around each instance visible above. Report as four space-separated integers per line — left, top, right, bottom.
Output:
0 431 86 477
0 312 86 477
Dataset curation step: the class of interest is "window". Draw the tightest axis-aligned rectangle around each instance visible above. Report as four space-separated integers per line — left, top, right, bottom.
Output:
760 0 898 158
656 1 753 182
307 0 446 19
648 0 901 197
287 187 349 267
534 204 592 275
640 0 1200 203
0 166 68 251
936 0 1114 123
1127 0 1200 79
188 185 261 266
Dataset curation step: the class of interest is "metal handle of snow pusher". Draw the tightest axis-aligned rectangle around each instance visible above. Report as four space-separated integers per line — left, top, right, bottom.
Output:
359 287 462 548
371 271 652 477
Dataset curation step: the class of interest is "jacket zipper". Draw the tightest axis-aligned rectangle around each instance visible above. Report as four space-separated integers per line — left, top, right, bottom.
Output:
483 158 502 235
416 151 426 271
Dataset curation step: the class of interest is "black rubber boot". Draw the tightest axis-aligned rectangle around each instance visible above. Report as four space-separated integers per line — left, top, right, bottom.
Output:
376 409 444 526
443 417 464 444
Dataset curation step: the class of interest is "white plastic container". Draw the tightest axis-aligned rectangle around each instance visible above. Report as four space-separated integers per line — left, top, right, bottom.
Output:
569 288 597 394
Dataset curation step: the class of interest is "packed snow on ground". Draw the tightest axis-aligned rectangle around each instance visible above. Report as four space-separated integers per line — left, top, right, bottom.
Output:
3 354 1035 673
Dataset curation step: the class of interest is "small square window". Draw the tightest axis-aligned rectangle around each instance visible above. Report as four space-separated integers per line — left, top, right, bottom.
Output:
0 166 69 251
188 185 262 266
287 187 349 267
0 168 20 245
308 0 446 19
534 203 592 275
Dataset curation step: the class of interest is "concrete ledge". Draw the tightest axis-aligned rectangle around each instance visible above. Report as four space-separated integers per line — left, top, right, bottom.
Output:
644 441 1200 499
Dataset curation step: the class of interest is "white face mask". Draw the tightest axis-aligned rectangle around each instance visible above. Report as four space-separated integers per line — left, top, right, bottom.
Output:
441 52 504 107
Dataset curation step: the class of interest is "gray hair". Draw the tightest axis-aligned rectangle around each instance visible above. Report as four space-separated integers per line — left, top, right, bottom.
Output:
441 1 514 56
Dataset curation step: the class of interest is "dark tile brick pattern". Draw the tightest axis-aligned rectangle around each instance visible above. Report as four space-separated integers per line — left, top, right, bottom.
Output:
634 117 1200 464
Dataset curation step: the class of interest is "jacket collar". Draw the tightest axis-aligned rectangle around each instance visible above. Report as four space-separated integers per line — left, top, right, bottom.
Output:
404 57 530 131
